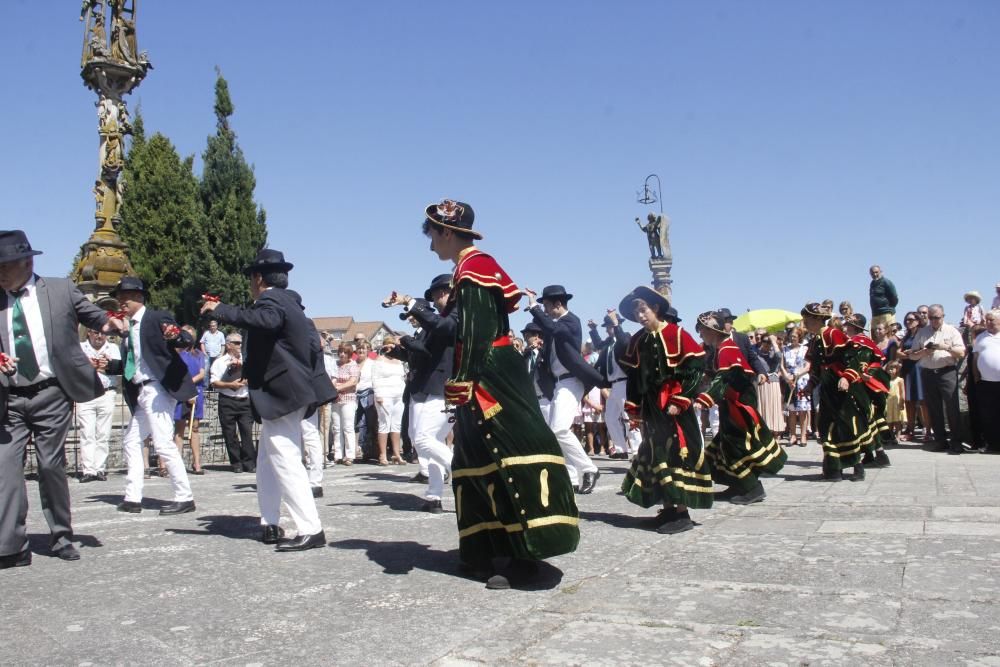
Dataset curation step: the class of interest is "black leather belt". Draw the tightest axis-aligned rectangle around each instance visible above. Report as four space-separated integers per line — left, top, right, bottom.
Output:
611 377 627 384
132 378 156 388
556 373 575 381
924 366 956 375
9 377 60 397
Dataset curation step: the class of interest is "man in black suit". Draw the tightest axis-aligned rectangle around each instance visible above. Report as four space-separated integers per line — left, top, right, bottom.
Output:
385 273 457 512
521 321 553 419
525 284 606 494
0 230 123 568
202 249 332 552
106 277 197 516
587 309 632 460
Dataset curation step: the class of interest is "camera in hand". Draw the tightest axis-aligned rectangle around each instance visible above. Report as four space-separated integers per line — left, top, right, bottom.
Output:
924 341 936 350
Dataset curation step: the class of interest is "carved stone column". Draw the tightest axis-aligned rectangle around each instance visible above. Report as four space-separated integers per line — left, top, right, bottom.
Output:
72 0 150 305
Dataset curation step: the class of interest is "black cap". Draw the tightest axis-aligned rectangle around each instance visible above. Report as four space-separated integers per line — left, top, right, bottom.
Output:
0 230 43 264
540 285 573 303
618 286 670 324
716 307 736 322
424 274 453 300
243 248 294 276
424 199 481 240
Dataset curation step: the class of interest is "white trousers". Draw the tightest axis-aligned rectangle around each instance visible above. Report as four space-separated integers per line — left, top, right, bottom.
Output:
537 398 552 424
547 377 597 486
122 383 192 503
605 380 629 455
301 412 324 487
408 396 453 500
376 395 404 433
257 408 322 536
76 390 116 475
329 400 357 461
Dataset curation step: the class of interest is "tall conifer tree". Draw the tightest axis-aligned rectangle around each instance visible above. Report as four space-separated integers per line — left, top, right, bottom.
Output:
119 111 219 321
200 71 268 305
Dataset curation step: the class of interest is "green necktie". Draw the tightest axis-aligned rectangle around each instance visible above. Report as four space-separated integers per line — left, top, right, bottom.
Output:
123 320 137 381
10 290 40 382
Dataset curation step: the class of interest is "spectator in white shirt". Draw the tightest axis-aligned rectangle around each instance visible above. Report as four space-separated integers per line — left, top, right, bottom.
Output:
76 329 121 482
900 304 966 454
972 309 1000 452
372 335 406 465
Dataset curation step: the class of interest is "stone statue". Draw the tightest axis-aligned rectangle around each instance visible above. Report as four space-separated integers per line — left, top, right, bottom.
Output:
110 16 138 64
635 213 672 262
636 213 662 259
80 0 99 21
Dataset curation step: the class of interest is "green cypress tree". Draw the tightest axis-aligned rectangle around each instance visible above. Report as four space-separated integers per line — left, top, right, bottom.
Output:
200 71 268 305
119 111 219 321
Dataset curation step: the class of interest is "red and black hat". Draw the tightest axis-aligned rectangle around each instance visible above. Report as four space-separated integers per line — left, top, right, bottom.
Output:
800 302 832 320
844 313 868 332
424 199 481 240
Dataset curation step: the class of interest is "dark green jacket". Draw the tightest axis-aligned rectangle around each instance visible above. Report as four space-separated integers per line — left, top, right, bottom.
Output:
869 277 898 315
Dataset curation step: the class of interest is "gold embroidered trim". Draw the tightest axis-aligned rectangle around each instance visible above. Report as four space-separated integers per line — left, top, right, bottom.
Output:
451 463 499 479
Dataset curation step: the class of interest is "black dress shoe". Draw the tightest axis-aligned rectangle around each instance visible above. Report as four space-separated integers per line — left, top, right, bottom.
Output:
275 531 326 552
422 499 443 514
79 474 100 483
948 446 963 455
232 465 243 473
874 450 891 467
311 486 324 498
159 500 196 515
409 472 430 484
53 544 81 561
579 471 600 494
262 525 285 544
846 465 866 482
117 500 142 513
97 471 108 481
0 549 31 569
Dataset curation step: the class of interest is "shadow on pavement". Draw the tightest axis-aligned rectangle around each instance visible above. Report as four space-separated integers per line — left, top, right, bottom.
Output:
578 510 650 530
29 533 104 553
83 494 173 509
329 490 429 512
165 514 261 541
328 539 563 590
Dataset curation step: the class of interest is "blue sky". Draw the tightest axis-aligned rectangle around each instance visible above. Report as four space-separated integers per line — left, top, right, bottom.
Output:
6 1 1000 333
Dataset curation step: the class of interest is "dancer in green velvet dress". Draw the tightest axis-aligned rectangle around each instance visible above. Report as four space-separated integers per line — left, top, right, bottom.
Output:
422 199 579 589
694 312 787 504
801 303 876 482
618 286 713 535
843 313 893 469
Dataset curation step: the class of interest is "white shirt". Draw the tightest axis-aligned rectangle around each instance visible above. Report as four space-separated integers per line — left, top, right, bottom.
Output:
5 276 53 386
372 357 406 399
974 331 1000 382
127 306 155 384
356 358 373 391
910 322 965 370
548 312 570 378
81 339 121 389
210 352 249 398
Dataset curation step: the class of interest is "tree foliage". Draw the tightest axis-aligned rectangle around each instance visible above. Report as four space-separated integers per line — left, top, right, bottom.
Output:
118 111 220 321
116 73 268 323
199 71 268 307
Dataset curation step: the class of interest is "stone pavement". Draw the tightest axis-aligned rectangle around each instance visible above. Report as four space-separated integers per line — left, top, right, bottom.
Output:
4 442 1000 666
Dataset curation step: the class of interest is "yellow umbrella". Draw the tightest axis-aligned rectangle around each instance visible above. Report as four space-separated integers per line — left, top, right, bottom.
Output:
732 309 802 334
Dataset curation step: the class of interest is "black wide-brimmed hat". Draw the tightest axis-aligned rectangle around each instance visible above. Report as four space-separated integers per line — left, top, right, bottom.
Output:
665 306 682 323
110 276 149 299
801 302 832 320
0 230 43 264
601 314 616 327
618 285 671 323
424 199 482 240
243 248 294 276
844 313 868 331
696 311 727 335
521 322 544 336
424 273 453 300
540 285 573 303
716 307 737 323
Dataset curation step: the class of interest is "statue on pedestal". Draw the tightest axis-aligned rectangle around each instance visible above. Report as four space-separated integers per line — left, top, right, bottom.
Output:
635 212 671 262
